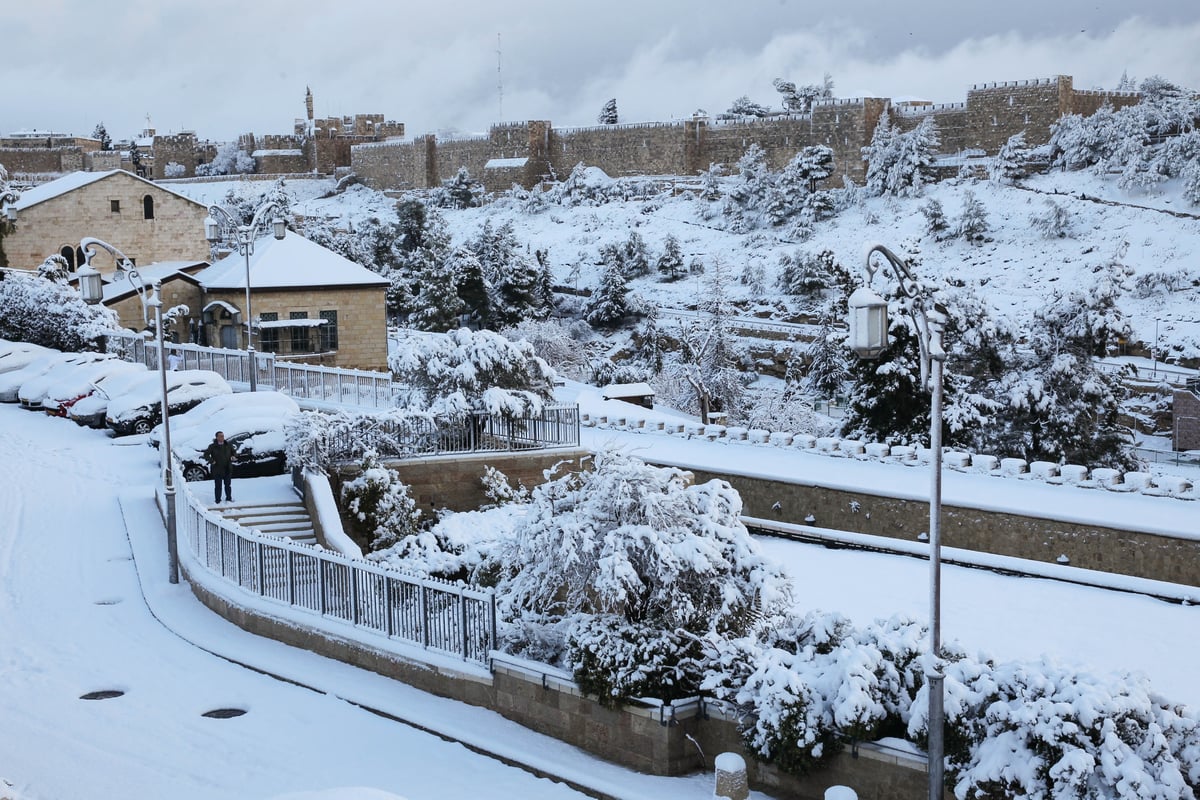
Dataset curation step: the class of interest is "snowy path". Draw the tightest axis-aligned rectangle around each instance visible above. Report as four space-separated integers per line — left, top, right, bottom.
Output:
0 407 742 800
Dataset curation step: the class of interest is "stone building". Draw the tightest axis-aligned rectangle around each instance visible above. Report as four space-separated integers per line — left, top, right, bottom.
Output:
196 233 389 372
4 169 212 271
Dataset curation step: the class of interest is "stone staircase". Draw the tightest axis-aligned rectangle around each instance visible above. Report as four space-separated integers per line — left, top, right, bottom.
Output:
209 497 317 546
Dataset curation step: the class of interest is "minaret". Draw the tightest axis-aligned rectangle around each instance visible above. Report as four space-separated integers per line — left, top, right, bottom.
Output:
305 86 314 130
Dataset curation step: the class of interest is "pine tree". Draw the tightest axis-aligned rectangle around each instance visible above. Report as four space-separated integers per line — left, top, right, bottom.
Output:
990 131 1031 184
129 142 143 176
622 231 651 278
442 167 482 208
410 257 465 332
656 234 685 281
585 262 630 329
598 98 618 125
920 198 950 240
803 323 850 400
840 323 936 445
956 190 989 243
92 123 112 151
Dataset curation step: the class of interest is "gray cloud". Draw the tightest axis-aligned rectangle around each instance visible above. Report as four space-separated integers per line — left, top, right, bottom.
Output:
2 2 1197 143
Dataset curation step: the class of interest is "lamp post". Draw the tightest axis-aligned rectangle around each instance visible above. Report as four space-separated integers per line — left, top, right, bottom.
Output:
0 163 19 223
847 243 946 800
77 237 179 584
203 202 287 391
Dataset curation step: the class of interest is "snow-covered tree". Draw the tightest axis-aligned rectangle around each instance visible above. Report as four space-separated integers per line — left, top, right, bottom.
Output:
777 249 836 303
955 190 990 243
772 74 834 114
803 323 850 399
438 167 483 209
989 131 1032 183
128 142 143 176
622 230 651 278
0 270 118 351
1029 199 1074 238
656 234 685 281
91 123 112 151
410 258 465 332
863 114 940 197
340 450 422 551
597 98 618 125
198 141 256 176
585 260 631 329
163 161 186 178
920 197 951 240
727 95 771 117
498 450 793 702
388 327 556 418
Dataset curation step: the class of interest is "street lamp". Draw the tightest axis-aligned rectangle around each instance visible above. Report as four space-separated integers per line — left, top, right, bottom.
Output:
847 243 947 800
0 163 20 222
78 237 179 585
203 202 287 391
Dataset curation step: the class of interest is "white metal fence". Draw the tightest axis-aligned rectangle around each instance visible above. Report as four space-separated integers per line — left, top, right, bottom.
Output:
175 467 496 665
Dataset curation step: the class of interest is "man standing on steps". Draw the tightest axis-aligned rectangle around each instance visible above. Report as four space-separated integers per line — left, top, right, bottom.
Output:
203 430 235 504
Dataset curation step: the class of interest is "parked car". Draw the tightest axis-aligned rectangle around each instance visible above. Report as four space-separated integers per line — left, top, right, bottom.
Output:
41 360 147 417
105 370 232 436
149 391 300 449
170 399 299 482
68 368 155 428
0 351 110 403
18 354 123 409
0 341 56 375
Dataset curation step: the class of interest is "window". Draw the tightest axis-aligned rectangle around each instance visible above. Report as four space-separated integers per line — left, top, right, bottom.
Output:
143 195 155 219
289 311 310 353
258 312 279 353
319 310 338 351
110 199 120 213
59 246 76 270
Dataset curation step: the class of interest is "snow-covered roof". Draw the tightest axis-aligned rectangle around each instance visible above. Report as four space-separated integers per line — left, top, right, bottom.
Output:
601 382 655 399
10 170 209 212
202 299 241 316
197 233 389 291
485 157 529 169
90 261 205 305
252 149 304 157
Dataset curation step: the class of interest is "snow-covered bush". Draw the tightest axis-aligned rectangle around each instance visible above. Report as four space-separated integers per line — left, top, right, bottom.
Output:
937 656 1200 800
480 464 528 507
497 450 793 701
862 113 940 197
388 327 556 418
283 407 437 471
1030 199 1074 238
0 270 118 351
955 190 990 243
163 161 186 178
340 450 422 551
989 131 1032 184
920 197 951 240
702 612 925 775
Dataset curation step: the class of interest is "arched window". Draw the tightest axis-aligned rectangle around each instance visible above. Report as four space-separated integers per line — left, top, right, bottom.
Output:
59 246 76 269
143 195 155 220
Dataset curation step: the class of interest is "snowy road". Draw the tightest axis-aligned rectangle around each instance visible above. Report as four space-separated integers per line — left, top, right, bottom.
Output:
0 407 734 800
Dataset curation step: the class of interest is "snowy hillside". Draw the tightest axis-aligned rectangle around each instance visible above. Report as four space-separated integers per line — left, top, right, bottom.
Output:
179 169 1200 362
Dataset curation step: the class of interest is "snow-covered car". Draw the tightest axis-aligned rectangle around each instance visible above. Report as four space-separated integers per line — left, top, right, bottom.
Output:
149 390 300 449
18 353 123 410
0 351 109 403
68 368 156 428
0 341 56 375
105 370 232 436
171 402 298 482
41 360 147 417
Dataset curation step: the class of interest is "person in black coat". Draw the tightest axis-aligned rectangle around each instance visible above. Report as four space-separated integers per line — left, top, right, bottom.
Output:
203 431 236 503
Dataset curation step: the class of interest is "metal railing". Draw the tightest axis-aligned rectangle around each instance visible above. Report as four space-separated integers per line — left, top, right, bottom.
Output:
104 332 582 452
175 466 497 666
324 405 582 461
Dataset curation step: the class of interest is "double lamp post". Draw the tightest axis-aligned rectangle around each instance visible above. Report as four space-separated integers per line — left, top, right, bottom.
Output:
77 238 179 585
847 243 948 800
203 202 286 391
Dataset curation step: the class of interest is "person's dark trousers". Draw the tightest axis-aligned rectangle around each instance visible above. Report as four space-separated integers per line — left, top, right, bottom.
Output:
213 471 232 503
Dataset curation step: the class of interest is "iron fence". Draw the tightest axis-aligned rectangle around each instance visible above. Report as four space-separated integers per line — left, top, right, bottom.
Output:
175 467 497 666
323 405 581 461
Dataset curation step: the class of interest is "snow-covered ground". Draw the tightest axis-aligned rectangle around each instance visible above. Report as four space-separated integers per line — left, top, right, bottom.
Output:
3 383 1199 798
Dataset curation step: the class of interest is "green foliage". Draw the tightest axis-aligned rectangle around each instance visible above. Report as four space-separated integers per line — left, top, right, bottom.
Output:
568 616 704 706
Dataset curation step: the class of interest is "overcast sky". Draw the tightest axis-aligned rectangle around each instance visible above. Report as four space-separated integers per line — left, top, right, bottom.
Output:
3 1 1199 144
